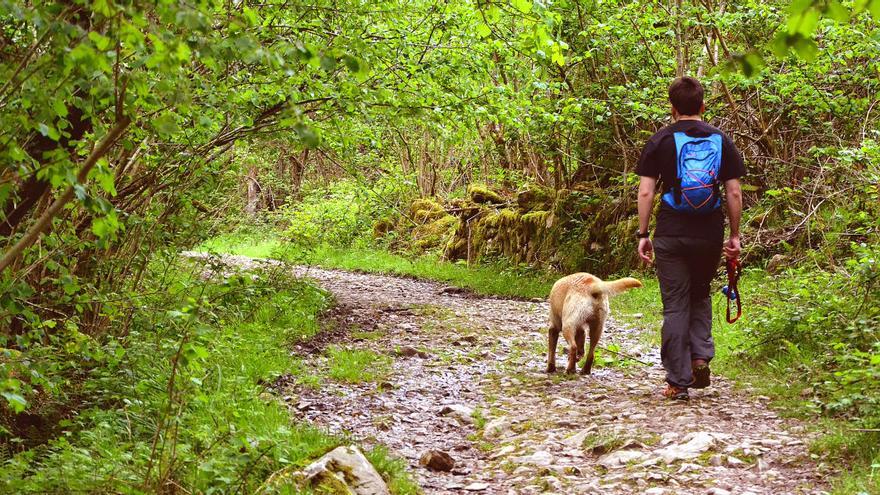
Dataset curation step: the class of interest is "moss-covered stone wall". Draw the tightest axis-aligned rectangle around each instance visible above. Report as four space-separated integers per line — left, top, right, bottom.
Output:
374 183 641 276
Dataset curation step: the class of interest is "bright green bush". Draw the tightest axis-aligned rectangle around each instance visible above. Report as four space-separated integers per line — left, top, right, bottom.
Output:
279 178 410 250
735 242 880 426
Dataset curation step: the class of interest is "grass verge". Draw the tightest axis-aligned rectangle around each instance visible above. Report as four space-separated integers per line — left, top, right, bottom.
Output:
0 261 418 494
200 232 556 299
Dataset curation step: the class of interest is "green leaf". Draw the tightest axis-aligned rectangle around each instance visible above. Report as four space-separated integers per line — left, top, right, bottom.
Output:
94 167 117 196
52 99 68 118
825 1 850 21
789 0 814 14
343 55 360 73
242 7 260 26
2 392 27 413
151 112 179 137
551 47 565 66
792 36 818 61
788 9 820 36
37 123 60 141
732 51 766 78
176 42 191 62
91 216 113 238
88 31 112 51
294 122 320 148
511 0 533 14
476 23 492 38
320 55 337 71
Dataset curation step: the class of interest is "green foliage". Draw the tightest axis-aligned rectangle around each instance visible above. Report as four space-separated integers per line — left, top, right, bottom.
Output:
280 179 409 250
0 261 415 492
732 244 880 425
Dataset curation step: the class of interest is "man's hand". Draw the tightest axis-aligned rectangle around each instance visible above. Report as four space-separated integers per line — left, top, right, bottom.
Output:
723 236 741 260
638 237 654 264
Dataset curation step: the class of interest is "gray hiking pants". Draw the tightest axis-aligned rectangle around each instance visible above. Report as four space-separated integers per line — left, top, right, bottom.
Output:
654 237 722 388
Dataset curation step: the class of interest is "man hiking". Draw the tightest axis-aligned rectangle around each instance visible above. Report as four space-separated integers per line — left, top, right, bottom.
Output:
635 76 745 400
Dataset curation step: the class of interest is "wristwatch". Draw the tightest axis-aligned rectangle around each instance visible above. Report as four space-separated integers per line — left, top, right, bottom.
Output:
636 230 650 239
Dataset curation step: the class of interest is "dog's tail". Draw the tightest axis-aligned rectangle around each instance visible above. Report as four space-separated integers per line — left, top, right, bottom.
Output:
596 277 642 297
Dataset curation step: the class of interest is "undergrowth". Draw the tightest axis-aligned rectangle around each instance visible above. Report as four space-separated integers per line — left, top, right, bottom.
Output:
0 259 417 493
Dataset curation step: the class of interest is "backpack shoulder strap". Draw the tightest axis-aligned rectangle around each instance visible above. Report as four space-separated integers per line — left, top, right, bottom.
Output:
671 132 690 205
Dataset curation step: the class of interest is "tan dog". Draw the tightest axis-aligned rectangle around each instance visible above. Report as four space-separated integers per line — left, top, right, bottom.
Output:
547 273 642 374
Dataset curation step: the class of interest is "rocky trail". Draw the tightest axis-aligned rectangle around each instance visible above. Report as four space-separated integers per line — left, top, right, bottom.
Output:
194 253 827 495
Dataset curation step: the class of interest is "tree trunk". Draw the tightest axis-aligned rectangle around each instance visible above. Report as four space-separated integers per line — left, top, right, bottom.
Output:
245 166 260 216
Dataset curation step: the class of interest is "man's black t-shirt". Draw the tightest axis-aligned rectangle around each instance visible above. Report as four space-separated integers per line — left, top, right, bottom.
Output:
636 119 746 242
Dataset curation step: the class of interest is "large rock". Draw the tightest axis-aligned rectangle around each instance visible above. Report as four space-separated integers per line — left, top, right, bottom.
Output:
259 445 390 495
420 450 455 471
439 404 474 425
654 431 720 463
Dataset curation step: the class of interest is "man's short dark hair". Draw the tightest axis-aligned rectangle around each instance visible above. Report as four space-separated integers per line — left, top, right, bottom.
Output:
668 77 704 116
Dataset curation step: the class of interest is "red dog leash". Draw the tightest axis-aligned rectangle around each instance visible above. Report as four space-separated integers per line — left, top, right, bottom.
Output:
722 258 743 323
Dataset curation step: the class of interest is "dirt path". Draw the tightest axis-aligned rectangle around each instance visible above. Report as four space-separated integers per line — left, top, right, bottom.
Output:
194 253 826 495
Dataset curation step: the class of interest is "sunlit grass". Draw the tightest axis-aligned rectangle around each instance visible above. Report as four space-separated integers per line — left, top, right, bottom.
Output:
326 346 392 384
198 232 556 299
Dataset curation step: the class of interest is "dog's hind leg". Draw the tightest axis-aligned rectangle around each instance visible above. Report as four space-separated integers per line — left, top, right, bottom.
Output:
575 327 586 361
563 325 578 374
581 318 604 375
547 324 560 373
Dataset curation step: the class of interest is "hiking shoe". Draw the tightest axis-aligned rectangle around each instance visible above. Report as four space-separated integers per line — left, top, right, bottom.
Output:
692 360 711 389
663 384 689 401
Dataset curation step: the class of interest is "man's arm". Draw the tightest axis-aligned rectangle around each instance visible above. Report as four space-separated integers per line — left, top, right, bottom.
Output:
723 178 742 260
637 176 657 264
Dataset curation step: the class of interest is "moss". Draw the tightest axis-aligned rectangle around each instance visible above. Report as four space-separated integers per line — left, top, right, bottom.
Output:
409 198 447 223
372 217 395 238
312 470 355 495
468 184 504 204
516 184 553 212
412 215 458 251
521 210 550 233
483 208 520 228
448 197 481 218
444 237 468 260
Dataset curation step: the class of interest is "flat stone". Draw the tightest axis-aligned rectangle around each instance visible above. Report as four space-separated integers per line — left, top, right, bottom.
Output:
512 450 554 467
562 427 596 449
483 417 511 438
598 450 649 469
654 432 718 463
463 482 490 491
490 445 517 459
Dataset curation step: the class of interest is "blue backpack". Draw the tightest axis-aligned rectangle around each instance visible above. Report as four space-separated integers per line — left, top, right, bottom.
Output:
661 132 723 214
